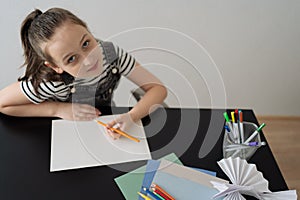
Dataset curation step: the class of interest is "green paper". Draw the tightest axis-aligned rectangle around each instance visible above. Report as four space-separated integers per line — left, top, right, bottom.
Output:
114 153 183 200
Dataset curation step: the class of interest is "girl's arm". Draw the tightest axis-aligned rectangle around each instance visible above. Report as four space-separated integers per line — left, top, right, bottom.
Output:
0 82 100 120
126 62 167 122
106 62 167 138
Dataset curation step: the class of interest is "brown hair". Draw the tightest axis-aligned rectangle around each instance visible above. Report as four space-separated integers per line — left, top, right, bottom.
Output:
19 7 88 92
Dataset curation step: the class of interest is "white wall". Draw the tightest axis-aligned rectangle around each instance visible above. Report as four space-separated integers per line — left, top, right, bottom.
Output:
1 0 299 116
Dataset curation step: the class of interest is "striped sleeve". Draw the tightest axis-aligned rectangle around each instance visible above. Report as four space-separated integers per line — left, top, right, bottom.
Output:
20 80 70 104
114 44 136 77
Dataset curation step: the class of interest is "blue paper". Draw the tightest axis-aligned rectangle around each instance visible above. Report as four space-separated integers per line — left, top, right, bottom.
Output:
139 160 161 199
153 171 223 200
143 160 160 190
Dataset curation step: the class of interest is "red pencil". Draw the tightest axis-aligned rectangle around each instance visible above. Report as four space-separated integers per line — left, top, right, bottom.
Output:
151 187 171 200
151 183 175 200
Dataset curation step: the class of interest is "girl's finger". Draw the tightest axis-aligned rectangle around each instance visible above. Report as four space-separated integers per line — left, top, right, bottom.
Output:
106 129 120 140
106 120 117 129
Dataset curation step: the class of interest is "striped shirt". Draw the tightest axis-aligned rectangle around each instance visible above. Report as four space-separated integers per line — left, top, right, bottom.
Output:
20 42 136 104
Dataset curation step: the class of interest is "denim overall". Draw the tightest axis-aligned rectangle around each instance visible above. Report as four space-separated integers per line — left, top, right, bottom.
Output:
61 41 120 108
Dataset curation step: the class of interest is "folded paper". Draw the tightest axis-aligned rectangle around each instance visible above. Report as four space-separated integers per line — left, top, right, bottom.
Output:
211 157 297 200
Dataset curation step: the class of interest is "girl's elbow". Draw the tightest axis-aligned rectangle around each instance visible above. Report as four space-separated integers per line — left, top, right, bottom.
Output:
0 101 10 114
160 85 168 100
0 98 5 113
0 103 9 115
0 97 15 114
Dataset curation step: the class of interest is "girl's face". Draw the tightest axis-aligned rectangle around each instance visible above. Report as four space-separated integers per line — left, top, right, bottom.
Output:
42 21 103 78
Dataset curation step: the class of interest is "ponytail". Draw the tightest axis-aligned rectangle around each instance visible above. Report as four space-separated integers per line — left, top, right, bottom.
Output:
20 9 42 68
19 9 45 88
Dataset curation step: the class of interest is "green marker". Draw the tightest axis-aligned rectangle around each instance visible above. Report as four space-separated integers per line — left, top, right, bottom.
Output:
257 123 266 132
223 112 230 123
223 112 233 132
244 123 266 144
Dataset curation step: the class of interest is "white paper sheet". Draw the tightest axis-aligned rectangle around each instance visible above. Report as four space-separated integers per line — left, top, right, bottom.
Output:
50 115 151 172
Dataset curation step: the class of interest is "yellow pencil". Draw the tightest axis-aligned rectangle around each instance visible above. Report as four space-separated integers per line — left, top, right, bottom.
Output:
96 120 140 143
138 192 151 200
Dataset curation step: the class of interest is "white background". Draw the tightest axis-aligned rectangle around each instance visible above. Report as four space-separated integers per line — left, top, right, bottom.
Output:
1 0 299 116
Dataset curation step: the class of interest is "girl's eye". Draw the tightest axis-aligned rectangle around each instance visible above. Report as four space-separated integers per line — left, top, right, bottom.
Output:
68 55 76 63
83 40 89 48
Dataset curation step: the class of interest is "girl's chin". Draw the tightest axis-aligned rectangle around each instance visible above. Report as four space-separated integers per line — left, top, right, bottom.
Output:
76 68 103 78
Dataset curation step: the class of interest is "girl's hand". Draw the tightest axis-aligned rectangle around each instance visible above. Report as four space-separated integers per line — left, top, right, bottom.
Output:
56 102 101 121
105 113 136 140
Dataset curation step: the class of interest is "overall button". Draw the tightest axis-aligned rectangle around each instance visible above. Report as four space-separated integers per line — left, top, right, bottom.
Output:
109 88 112 93
112 68 118 74
70 87 76 93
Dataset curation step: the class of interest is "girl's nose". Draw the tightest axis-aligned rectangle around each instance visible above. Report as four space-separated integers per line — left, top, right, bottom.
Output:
82 56 92 66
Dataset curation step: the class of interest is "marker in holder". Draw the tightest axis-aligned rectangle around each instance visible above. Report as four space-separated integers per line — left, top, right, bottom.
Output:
223 121 264 160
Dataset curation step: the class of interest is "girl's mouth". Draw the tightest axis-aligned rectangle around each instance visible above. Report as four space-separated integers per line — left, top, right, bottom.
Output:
87 60 99 72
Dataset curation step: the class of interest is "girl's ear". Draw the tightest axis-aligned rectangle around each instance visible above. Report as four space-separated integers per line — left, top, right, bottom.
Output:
44 61 64 74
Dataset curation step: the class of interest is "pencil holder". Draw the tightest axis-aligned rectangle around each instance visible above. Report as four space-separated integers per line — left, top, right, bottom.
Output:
223 121 262 160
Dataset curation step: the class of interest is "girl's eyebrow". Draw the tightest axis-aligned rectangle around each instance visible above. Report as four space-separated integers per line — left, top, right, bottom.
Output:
62 33 88 62
79 33 88 45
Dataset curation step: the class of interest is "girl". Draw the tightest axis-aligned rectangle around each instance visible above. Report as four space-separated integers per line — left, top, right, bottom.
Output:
0 8 167 139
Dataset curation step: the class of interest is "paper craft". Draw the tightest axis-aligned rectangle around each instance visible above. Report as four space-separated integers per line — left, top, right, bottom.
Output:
211 157 298 200
141 159 228 200
50 115 151 172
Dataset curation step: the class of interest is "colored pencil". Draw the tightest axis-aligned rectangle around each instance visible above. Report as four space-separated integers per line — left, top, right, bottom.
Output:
142 187 164 200
138 192 152 200
96 120 140 143
151 188 171 200
151 183 175 200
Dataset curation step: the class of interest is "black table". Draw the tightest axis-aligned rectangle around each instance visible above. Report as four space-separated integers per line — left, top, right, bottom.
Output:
0 107 288 199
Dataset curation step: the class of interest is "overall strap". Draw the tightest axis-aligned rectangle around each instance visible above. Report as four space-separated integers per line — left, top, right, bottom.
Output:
99 40 118 65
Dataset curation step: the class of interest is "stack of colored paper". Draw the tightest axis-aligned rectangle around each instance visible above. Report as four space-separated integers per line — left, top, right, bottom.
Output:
114 153 228 200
